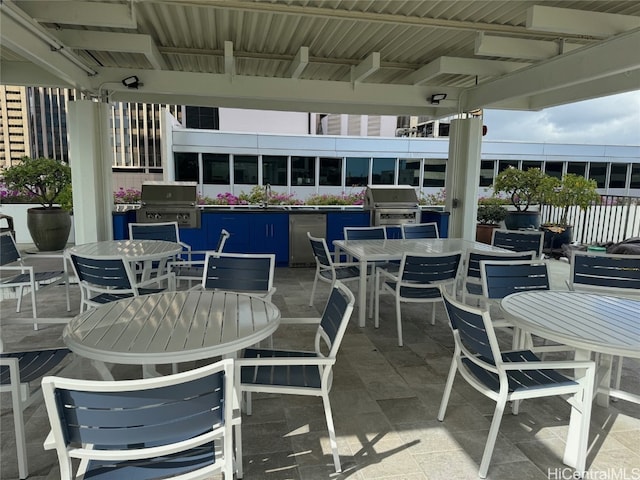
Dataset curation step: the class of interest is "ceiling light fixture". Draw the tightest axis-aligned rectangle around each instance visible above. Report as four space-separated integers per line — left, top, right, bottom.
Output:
122 75 141 89
430 93 447 105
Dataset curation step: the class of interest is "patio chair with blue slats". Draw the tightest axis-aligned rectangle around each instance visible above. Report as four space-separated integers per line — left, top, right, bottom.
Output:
491 229 545 258
202 251 276 301
0 232 70 328
374 251 462 346
438 289 595 479
401 222 440 239
569 250 640 393
169 229 230 287
1 330 72 479
308 232 365 307
236 281 355 473
42 358 237 480
68 253 169 312
460 249 536 306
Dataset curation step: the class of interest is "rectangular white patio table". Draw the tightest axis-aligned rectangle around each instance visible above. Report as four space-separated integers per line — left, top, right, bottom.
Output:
501 290 640 407
332 238 506 327
63 290 281 379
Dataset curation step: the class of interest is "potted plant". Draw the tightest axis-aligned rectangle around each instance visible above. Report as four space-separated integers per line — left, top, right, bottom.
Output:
476 197 507 244
492 167 548 230
2 156 72 251
538 173 600 251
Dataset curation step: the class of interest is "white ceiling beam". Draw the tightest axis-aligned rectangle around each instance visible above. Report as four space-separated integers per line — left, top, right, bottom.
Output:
18 1 136 29
0 61 75 88
51 29 167 70
0 7 95 90
463 27 640 112
224 41 235 76
287 46 309 79
350 52 380 84
407 56 530 85
526 5 640 37
87 66 461 117
475 33 582 60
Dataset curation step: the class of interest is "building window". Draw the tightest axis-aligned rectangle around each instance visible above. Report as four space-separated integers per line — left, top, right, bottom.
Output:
630 165 640 189
203 153 229 184
291 156 315 186
498 160 518 173
545 161 563 179
423 159 447 187
371 157 395 184
567 162 587 177
345 157 369 186
609 163 628 189
398 159 421 186
185 106 219 129
588 162 607 188
233 155 258 184
479 160 495 187
319 157 342 186
263 155 287 186
522 161 542 171
174 152 199 182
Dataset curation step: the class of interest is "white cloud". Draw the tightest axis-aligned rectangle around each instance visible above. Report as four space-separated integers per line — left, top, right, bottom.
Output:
483 90 640 145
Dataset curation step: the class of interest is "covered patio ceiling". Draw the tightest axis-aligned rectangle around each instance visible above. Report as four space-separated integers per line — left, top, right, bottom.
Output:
1 0 639 119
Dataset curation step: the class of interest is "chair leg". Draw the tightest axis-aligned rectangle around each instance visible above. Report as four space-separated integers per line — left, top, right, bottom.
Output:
374 271 380 328
395 297 403 347
9 375 28 479
437 356 458 421
234 420 244 479
321 392 341 473
478 399 507 478
431 302 436 325
309 272 319 306
16 285 24 312
614 356 623 391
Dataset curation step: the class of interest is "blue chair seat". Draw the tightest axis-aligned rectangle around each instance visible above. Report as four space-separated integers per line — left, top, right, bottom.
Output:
0 348 70 384
241 349 320 388
320 265 360 281
1 270 64 285
462 350 577 394
89 288 164 305
383 281 441 299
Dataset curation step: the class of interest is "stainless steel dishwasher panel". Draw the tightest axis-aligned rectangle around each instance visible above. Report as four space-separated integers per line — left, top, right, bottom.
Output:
289 214 326 267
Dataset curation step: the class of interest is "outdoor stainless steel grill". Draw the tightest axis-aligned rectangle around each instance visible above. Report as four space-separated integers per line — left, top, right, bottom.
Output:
136 182 201 228
364 186 420 226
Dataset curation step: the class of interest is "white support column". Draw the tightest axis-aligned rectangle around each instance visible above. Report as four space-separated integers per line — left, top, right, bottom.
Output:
445 117 483 241
67 100 113 244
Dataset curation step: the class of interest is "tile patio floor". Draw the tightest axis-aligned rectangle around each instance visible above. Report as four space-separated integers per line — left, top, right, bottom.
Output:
1 254 639 480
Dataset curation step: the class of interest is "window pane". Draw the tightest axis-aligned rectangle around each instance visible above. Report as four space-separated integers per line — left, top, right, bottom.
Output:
398 159 420 186
371 157 395 185
589 162 607 188
319 157 342 186
233 155 258 184
545 162 563 179
522 161 542 171
263 155 287 186
609 163 628 188
345 157 369 186
174 152 198 182
203 153 229 184
631 165 640 189
567 162 587 176
292 156 315 186
498 160 518 173
479 160 495 187
423 159 446 187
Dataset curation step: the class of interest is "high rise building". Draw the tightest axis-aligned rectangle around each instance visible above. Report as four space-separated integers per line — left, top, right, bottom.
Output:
0 85 31 166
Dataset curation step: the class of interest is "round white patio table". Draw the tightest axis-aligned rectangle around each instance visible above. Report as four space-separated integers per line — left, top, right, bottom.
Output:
501 290 640 406
63 290 281 379
66 239 183 282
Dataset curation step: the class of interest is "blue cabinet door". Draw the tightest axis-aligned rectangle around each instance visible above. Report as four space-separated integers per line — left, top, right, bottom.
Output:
251 213 289 265
326 212 370 250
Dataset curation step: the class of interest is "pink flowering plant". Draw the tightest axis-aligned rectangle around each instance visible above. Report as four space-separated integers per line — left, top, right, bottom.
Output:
113 187 142 204
0 183 39 204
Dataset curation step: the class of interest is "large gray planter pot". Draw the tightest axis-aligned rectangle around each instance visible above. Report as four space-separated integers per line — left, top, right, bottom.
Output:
27 207 71 251
504 211 540 230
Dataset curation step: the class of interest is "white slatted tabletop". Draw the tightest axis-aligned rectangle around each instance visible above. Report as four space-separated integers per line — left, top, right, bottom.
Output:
501 291 640 358
63 290 281 365
333 238 507 327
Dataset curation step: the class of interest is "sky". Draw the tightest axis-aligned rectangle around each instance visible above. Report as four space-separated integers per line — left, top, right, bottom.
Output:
482 90 640 146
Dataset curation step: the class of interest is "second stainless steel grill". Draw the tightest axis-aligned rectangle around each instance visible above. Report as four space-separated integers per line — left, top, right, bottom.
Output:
136 182 201 228
364 186 420 226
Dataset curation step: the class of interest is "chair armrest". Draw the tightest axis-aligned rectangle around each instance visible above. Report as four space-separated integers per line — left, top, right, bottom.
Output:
0 265 32 274
333 261 361 268
43 431 55 451
376 267 399 281
501 359 595 371
279 317 321 325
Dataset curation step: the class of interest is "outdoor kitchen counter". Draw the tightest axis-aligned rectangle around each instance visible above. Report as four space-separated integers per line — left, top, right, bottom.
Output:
112 207 449 266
